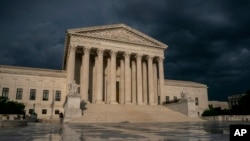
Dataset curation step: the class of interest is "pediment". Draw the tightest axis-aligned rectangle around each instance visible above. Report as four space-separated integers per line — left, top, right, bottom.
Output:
68 24 167 48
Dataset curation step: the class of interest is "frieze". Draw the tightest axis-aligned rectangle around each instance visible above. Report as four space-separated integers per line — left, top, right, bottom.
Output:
70 36 164 58
70 33 165 49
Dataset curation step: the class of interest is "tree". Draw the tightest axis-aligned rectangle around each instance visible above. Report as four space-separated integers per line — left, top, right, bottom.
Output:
0 96 25 115
231 91 250 115
202 105 230 116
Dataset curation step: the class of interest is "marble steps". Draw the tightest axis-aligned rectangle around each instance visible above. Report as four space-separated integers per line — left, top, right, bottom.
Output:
68 104 202 123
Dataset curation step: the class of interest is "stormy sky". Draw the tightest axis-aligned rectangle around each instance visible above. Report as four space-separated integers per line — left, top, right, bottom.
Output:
0 0 249 101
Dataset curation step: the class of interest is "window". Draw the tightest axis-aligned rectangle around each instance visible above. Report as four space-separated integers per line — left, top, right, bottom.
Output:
43 90 49 101
2 87 9 98
195 97 199 106
42 109 47 115
16 88 23 100
55 90 61 101
55 109 60 115
174 96 177 102
165 96 170 102
29 89 36 100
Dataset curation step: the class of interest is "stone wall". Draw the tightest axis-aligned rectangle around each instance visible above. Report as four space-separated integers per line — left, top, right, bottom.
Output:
202 115 250 121
164 79 208 116
0 66 209 120
165 99 198 117
208 101 229 109
0 66 67 120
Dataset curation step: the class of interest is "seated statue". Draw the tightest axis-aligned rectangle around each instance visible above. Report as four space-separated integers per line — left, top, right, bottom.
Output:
180 91 187 99
68 81 79 95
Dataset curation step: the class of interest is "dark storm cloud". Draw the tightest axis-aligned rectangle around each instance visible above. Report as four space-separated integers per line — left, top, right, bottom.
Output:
0 0 249 100
0 0 120 69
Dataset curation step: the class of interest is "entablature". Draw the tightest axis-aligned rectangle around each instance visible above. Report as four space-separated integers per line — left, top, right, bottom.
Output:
0 65 66 78
69 35 165 58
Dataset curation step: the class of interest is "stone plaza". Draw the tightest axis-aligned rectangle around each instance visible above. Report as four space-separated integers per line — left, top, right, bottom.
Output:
0 121 232 141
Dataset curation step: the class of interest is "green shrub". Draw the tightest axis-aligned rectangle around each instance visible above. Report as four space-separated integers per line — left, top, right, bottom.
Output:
0 96 25 114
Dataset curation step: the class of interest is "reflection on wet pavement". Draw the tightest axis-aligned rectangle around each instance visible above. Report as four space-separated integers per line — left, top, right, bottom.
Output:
0 121 247 141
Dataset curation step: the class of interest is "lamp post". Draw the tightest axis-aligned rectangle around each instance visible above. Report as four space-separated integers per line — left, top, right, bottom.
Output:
33 104 35 114
51 90 55 120
31 103 36 122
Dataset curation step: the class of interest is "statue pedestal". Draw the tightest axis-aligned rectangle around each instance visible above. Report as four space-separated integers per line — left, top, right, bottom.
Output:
64 95 82 120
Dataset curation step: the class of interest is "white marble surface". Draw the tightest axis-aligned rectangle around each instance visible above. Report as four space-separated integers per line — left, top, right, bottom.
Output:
64 95 82 118
0 121 241 141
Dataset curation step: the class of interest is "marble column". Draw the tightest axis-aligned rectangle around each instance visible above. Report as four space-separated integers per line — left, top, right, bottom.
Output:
80 47 90 102
124 52 131 104
153 62 158 104
142 60 148 104
158 57 165 105
67 46 76 84
92 55 98 103
147 56 155 105
136 54 143 105
120 58 125 104
131 59 137 104
106 58 111 103
110 50 117 104
96 49 104 103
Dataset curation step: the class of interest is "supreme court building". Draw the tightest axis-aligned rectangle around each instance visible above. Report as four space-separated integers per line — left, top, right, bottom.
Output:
0 24 208 120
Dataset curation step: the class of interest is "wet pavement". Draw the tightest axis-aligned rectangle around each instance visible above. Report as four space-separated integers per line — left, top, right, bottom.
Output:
0 121 247 141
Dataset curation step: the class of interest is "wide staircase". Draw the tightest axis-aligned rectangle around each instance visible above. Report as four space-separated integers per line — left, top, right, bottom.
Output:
68 104 202 123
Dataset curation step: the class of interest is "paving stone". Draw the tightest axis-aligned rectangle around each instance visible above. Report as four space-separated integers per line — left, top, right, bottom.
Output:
0 121 238 141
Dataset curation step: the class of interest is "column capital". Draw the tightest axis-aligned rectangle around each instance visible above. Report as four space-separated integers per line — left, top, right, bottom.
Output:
146 55 153 61
97 49 104 55
69 47 77 52
83 47 91 53
69 43 77 49
136 53 143 59
123 52 131 58
110 50 118 56
156 56 164 62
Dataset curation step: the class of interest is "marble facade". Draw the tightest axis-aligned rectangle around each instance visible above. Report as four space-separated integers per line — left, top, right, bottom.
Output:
0 24 208 119
64 24 166 105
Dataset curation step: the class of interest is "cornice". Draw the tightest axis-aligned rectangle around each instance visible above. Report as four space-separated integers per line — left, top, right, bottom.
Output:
0 65 66 78
71 35 164 58
165 79 208 88
70 33 166 49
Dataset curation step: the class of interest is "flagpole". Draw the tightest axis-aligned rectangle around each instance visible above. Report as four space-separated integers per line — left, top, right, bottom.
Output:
51 90 55 121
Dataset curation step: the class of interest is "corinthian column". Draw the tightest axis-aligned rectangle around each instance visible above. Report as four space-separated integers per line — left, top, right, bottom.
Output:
124 52 131 104
67 45 76 84
92 55 98 103
131 59 136 104
96 49 104 103
110 50 117 104
147 56 155 105
136 54 143 105
120 58 125 104
142 60 148 104
80 47 91 102
153 63 158 104
158 57 165 105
